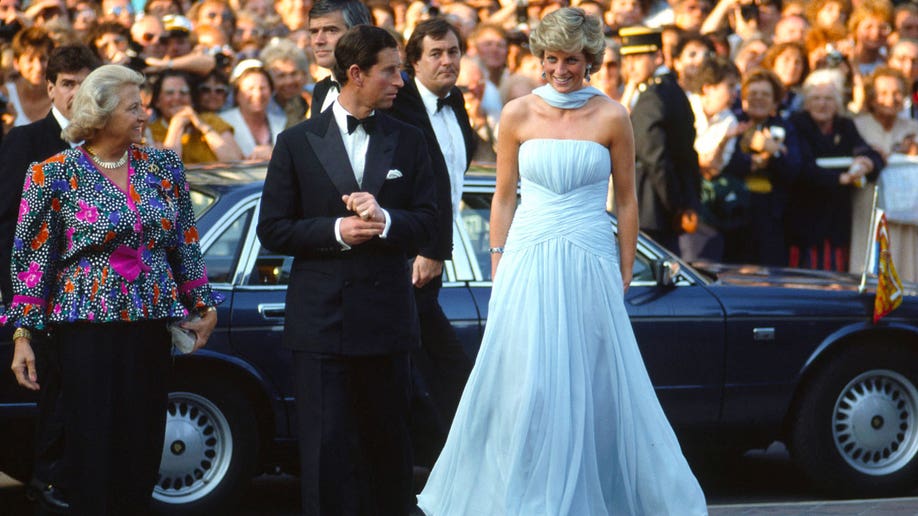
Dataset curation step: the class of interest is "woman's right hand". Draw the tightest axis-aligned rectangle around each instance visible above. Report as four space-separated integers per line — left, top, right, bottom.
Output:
10 338 39 391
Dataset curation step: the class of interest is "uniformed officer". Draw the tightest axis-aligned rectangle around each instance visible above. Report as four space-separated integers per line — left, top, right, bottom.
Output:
621 26 700 254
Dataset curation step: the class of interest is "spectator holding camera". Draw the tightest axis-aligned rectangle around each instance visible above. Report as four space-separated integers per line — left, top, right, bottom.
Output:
722 68 802 265
149 69 243 163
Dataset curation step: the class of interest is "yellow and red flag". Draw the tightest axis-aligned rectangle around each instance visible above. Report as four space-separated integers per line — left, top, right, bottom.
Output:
873 212 904 323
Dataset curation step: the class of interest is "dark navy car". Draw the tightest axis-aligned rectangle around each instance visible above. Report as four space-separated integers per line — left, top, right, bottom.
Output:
2 162 918 513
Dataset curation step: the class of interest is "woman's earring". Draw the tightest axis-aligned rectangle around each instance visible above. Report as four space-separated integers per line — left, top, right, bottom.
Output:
541 71 546 79
585 65 592 82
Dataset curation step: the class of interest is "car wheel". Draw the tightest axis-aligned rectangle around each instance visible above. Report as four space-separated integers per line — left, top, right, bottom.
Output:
791 345 918 497
152 380 259 514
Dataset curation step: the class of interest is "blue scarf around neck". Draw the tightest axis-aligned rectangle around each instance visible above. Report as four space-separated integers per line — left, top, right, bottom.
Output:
532 84 604 109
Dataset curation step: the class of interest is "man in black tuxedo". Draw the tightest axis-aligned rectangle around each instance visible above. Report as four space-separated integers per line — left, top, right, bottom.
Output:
257 25 437 516
621 26 700 254
386 17 475 467
0 44 99 514
308 0 370 118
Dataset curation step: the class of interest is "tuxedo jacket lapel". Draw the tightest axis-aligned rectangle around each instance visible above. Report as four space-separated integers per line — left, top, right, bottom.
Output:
305 110 360 196
361 115 397 196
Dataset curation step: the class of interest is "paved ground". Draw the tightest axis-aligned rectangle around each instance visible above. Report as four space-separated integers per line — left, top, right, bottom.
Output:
5 470 918 515
709 498 918 515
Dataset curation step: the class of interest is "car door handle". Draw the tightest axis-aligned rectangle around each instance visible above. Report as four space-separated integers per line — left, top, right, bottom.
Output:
258 303 286 320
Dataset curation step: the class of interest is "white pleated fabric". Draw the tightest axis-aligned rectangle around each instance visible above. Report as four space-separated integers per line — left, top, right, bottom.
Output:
417 139 708 516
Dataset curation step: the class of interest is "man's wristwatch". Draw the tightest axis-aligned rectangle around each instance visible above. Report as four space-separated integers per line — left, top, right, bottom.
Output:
13 327 32 341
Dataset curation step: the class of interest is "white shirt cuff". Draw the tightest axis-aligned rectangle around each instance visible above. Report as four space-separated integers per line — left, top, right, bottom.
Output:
334 217 351 250
380 209 392 239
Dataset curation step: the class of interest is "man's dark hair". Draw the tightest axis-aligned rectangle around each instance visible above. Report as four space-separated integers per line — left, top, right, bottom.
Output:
309 0 371 27
404 17 464 75
46 45 102 85
333 24 398 85
673 31 715 62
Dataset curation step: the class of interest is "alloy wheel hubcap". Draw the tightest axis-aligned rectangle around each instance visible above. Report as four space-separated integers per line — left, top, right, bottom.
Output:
832 370 918 475
153 392 233 504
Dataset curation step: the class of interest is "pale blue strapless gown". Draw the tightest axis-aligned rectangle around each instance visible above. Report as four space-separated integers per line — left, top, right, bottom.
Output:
416 139 708 515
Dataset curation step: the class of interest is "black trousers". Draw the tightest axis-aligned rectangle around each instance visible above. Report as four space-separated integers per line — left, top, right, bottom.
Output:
56 320 171 516
411 276 472 466
31 331 66 490
294 352 413 516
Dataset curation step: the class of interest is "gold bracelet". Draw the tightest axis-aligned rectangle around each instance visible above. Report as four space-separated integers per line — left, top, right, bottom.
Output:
198 305 217 317
13 327 32 341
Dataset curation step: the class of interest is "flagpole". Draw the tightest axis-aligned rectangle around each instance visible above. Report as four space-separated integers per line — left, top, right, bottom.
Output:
858 185 880 294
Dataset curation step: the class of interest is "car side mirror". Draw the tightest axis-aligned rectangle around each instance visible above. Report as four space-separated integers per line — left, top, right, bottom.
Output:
652 258 679 287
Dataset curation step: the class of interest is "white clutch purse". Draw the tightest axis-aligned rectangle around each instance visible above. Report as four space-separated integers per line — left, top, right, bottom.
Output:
168 315 200 354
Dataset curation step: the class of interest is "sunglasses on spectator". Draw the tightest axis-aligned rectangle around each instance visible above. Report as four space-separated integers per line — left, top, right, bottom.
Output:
198 84 229 95
163 87 191 96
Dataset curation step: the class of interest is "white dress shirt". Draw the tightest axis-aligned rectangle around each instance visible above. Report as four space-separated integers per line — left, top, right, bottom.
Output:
330 100 391 250
415 78 467 219
51 105 79 148
320 79 340 114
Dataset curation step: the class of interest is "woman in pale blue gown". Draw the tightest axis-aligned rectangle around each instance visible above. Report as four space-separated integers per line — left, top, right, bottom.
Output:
416 8 708 515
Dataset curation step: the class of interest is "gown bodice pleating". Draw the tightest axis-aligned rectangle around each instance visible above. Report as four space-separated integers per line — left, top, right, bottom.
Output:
417 139 707 516
509 139 619 264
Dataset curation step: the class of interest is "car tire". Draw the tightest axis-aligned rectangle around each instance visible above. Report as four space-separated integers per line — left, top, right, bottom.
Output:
791 344 918 497
152 379 259 515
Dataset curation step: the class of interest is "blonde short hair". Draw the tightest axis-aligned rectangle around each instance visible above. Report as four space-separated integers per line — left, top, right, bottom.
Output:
529 7 605 68
63 64 144 143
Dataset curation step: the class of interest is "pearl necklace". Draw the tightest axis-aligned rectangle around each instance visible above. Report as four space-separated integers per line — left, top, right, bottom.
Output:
86 147 129 169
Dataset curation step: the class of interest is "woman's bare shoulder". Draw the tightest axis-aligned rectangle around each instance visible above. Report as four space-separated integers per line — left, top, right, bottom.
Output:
501 94 535 120
589 95 630 121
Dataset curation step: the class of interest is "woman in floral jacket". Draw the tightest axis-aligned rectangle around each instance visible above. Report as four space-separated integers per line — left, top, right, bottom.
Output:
7 64 222 515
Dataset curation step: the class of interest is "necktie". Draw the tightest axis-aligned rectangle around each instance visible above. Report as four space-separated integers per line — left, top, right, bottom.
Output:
346 114 376 134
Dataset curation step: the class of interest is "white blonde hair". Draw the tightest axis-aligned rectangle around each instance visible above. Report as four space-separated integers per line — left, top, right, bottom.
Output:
802 68 846 113
63 64 144 143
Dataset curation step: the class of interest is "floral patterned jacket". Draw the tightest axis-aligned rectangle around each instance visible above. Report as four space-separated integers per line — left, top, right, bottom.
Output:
4 145 222 330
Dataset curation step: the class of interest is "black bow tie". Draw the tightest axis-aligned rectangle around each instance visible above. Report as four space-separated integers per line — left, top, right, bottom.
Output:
436 94 459 113
330 80 340 92
346 114 376 134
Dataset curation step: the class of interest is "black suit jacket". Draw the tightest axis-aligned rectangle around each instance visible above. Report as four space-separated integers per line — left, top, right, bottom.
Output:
387 77 476 260
0 112 68 302
257 109 437 355
309 76 336 119
630 72 700 234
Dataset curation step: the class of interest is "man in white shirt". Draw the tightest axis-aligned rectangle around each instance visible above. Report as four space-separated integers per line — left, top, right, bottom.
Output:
257 25 437 516
307 0 370 118
387 17 477 467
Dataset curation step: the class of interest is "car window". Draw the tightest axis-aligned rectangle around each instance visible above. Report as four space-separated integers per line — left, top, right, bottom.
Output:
632 251 652 282
202 208 252 283
248 244 293 286
460 192 494 281
189 189 217 218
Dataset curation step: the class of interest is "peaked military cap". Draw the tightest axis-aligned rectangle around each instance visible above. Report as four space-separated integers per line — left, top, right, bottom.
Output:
618 26 663 56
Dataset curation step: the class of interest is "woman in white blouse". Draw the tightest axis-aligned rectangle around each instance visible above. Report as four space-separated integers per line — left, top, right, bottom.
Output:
221 59 286 160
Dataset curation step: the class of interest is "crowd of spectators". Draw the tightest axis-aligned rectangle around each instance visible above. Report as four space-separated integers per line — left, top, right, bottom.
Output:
0 0 914 279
